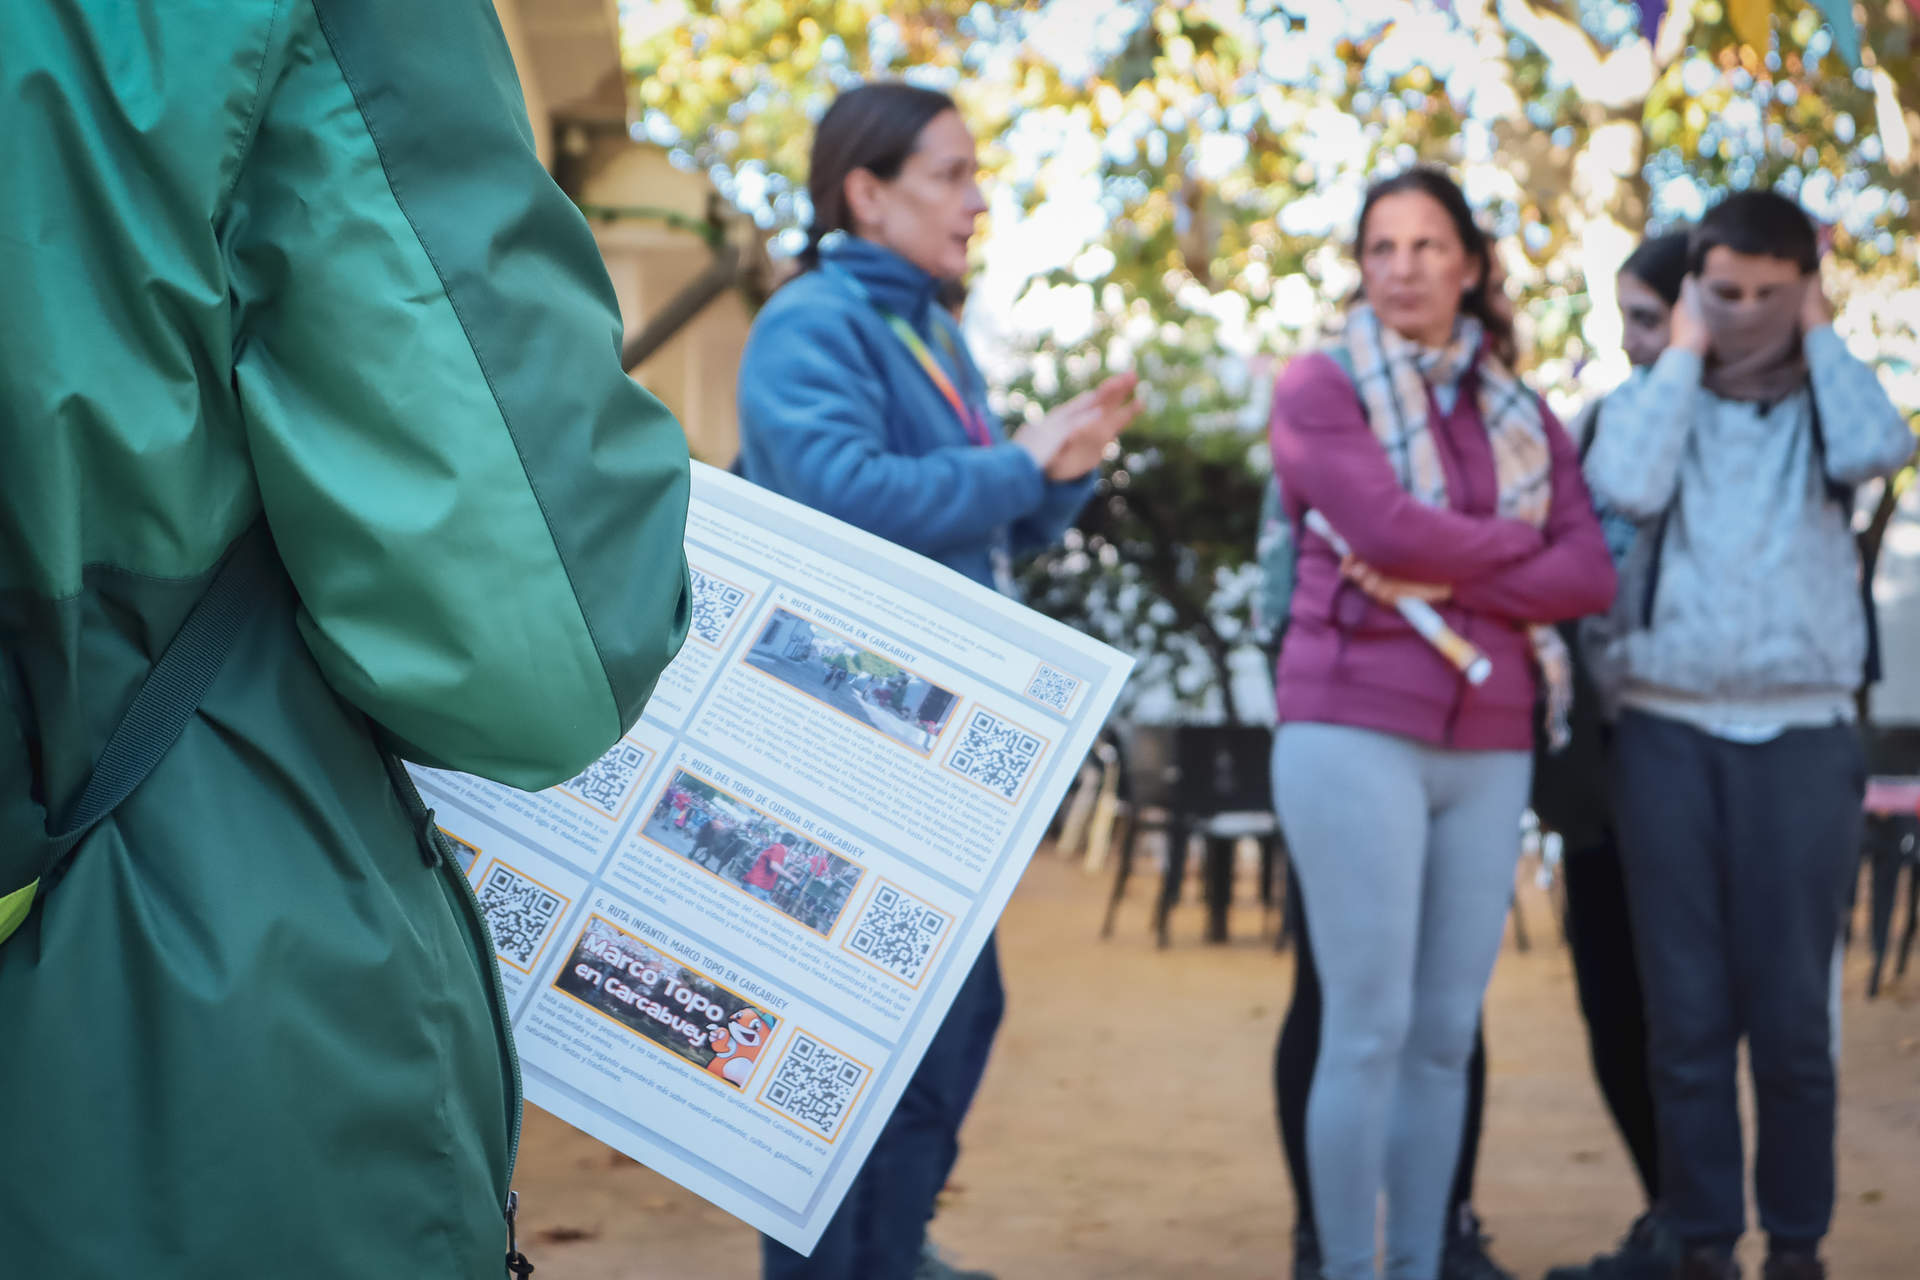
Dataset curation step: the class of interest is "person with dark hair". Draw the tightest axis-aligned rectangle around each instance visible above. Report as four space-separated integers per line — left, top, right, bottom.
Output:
1273 249 1543 1280
1536 230 1690 1280
1615 233 1691 373
1585 188 1914 1280
1268 166 1617 1280
737 81 1139 1280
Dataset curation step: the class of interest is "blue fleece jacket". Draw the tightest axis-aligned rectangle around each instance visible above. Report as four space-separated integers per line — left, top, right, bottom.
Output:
737 238 1096 590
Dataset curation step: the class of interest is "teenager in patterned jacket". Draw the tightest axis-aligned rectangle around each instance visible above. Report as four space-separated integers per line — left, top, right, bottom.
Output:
1584 191 1914 1280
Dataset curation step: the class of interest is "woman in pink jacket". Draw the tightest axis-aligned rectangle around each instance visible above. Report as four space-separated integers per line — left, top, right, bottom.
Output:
1268 167 1616 1280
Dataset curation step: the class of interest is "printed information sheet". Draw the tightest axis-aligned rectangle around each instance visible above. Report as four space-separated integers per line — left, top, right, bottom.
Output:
410 462 1132 1253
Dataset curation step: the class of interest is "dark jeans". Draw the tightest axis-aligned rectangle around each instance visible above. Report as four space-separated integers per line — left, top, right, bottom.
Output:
1562 830 1660 1206
1612 711 1863 1249
1274 867 1487 1240
763 937 1005 1280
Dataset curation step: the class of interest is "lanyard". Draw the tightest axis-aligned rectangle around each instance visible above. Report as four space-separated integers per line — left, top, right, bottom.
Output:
825 264 994 448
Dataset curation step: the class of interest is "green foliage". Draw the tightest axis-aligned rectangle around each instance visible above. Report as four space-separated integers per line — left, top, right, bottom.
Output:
624 0 1920 722
1008 311 1270 722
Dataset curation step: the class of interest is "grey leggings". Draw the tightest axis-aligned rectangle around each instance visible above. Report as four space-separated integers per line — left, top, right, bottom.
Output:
1272 723 1530 1280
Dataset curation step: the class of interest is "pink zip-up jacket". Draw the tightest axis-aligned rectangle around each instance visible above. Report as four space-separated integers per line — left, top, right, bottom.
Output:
1269 351 1618 751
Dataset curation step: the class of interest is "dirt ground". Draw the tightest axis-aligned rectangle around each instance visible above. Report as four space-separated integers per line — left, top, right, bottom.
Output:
511 847 1920 1279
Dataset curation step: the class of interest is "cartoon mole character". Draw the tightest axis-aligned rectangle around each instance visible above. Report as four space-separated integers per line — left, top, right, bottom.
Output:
704 1007 770 1087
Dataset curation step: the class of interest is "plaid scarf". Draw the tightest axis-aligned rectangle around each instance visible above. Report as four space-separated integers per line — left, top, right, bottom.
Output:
1342 305 1575 750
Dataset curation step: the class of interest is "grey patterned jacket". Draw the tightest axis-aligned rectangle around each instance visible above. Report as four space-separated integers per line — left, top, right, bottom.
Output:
1584 328 1914 725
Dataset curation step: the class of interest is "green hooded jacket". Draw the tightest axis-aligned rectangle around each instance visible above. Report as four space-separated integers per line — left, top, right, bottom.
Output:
1 1 691 1274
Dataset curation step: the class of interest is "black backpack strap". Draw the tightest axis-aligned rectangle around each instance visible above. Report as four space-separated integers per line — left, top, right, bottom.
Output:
1571 400 1602 464
1806 385 1857 509
1639 506 1671 630
45 521 274 863
1807 392 1882 686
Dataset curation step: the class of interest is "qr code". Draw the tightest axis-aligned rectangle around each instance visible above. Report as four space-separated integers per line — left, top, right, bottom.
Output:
688 569 748 647
1024 663 1079 712
477 864 563 970
846 883 949 985
563 742 649 817
762 1033 869 1141
948 709 1043 801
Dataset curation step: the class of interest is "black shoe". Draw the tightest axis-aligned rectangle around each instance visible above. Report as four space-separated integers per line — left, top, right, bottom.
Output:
1441 1207 1515 1280
1543 1212 1682 1280
1292 1222 1324 1280
1678 1249 1740 1280
1761 1252 1825 1280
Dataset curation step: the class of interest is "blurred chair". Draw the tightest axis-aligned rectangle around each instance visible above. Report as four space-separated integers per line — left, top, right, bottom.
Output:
1858 725 1920 998
1098 724 1287 947
1862 781 1920 998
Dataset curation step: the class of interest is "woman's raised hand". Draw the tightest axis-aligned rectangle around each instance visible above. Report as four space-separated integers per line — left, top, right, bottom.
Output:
1015 372 1141 481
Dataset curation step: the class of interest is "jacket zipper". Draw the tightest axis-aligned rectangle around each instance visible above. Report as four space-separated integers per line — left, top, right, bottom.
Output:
434 825 525 1190
433 828 535 1278
380 754 525 1218
1433 387 1478 749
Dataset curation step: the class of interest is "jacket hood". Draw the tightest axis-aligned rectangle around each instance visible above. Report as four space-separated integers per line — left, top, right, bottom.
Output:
818 236 941 324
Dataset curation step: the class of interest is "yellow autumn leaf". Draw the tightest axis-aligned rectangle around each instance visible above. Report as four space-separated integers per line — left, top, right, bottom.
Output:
1728 0 1772 53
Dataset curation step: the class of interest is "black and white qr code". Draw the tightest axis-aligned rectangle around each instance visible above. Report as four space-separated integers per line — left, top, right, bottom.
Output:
947 709 1043 801
762 1034 869 1141
477 864 563 970
688 569 748 647
563 742 649 817
847 883 949 985
1023 663 1080 712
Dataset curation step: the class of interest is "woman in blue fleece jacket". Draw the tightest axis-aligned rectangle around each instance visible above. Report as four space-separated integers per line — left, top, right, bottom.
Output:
738 82 1138 1280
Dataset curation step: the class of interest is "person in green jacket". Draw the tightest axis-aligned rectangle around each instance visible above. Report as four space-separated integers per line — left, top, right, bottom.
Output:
1 3 691 1277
